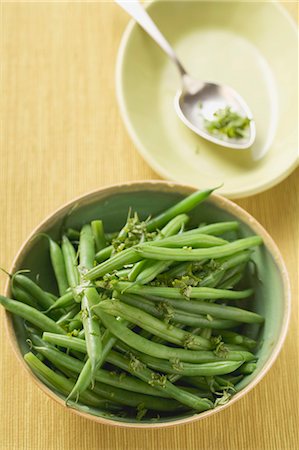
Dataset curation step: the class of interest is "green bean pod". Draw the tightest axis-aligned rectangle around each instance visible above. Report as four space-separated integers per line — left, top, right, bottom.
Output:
237 362 257 374
46 290 74 312
120 349 253 376
11 284 38 308
103 281 254 301
144 296 264 324
116 292 239 329
56 304 80 325
61 235 80 302
12 274 55 311
95 245 113 263
34 345 190 403
146 187 218 232
65 228 80 241
91 220 106 252
24 352 110 408
128 214 189 281
88 247 140 280
41 334 213 412
49 238 69 296
78 225 102 377
218 272 243 289
0 295 65 334
92 311 226 363
136 236 263 261
217 330 257 349
95 299 212 350
91 382 184 412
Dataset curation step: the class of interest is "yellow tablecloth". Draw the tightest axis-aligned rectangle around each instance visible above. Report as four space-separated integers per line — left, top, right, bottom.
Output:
1 2 298 449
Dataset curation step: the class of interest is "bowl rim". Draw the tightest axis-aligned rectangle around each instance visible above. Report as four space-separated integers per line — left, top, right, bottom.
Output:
115 0 299 199
3 180 291 428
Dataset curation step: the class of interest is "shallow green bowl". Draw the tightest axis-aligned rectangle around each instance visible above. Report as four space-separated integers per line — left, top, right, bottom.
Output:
4 181 290 427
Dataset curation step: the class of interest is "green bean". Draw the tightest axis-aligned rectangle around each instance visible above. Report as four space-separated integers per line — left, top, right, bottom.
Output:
220 374 244 385
200 328 212 339
46 291 58 302
182 221 239 236
42 333 213 411
137 236 262 261
160 262 193 279
135 235 229 285
93 311 227 363
12 274 55 311
115 268 131 279
125 354 244 377
68 319 82 332
199 251 251 288
79 228 102 356
81 289 102 372
95 300 212 350
220 264 245 283
217 331 257 350
104 281 254 301
61 236 80 302
135 261 172 285
67 359 94 401
36 345 183 407
116 340 254 369
128 214 189 281
0 295 66 334
65 228 80 241
43 333 87 351
46 290 74 312
11 284 38 308
79 224 95 272
88 247 140 280
95 245 113 263
37 346 171 398
213 376 236 390
181 376 211 391
158 213 189 236
144 296 264 324
92 233 229 282
237 362 257 374
218 272 243 289
24 352 109 407
199 271 226 288
91 382 183 412
91 220 106 252
144 233 228 249
90 233 246 282
146 187 218 232
114 292 240 329
56 304 80 325
48 238 69 296
97 322 129 367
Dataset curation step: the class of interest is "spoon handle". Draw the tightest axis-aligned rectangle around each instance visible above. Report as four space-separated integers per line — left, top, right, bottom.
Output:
115 0 186 76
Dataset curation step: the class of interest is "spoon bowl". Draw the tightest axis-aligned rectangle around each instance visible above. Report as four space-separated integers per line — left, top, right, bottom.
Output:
175 77 256 149
116 0 256 150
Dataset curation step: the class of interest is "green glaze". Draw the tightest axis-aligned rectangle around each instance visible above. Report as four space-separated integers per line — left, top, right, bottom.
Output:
7 183 288 424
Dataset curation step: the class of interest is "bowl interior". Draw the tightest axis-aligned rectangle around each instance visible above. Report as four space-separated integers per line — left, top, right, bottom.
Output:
8 185 287 425
117 1 298 197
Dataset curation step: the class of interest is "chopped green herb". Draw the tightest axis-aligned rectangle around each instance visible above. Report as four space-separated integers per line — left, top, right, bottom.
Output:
204 106 250 139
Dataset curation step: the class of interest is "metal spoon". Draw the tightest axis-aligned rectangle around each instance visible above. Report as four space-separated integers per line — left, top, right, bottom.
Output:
116 0 256 150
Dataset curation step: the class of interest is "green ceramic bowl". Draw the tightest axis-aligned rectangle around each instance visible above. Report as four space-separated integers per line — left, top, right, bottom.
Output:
116 1 298 198
4 181 290 427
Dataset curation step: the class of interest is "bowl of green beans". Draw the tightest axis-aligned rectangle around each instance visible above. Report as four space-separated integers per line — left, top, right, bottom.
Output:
2 181 290 427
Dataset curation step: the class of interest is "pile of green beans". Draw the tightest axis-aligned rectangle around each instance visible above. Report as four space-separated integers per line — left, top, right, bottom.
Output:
0 188 264 422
